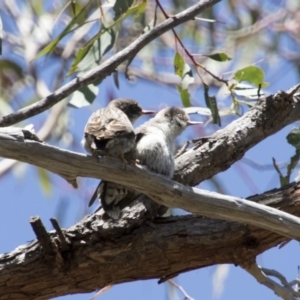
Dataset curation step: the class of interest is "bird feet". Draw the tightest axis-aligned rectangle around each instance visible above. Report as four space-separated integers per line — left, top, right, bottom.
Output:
119 153 128 171
130 159 140 165
92 151 100 163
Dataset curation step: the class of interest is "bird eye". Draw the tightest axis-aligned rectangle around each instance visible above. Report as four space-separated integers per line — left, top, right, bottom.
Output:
178 114 182 118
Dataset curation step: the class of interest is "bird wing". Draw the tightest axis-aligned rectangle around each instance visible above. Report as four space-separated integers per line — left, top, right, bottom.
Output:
85 107 133 141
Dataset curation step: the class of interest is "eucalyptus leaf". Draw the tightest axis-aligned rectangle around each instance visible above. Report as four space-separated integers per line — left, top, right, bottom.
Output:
68 27 116 75
68 84 99 108
205 52 231 62
36 2 91 58
204 84 220 126
234 66 269 88
174 52 194 107
0 59 23 78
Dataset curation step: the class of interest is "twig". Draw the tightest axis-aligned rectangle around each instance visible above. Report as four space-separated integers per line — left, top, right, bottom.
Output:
50 218 70 251
272 157 284 177
89 285 113 300
168 279 195 300
242 157 287 171
288 279 300 288
175 141 190 158
262 267 289 286
0 0 220 127
156 0 227 85
244 262 300 299
29 216 56 255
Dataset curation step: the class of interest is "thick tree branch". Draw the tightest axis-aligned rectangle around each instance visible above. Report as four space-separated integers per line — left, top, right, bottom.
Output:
1 125 300 241
175 84 300 186
1 86 300 238
1 182 300 299
0 0 220 127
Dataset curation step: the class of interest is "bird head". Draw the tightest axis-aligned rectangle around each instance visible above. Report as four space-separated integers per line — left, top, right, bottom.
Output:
109 99 156 124
155 106 202 138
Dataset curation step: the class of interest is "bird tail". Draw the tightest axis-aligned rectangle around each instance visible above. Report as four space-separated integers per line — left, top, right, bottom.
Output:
88 181 103 207
88 181 138 220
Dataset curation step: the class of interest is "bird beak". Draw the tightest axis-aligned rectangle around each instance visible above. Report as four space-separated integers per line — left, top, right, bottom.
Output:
187 120 203 126
142 109 156 115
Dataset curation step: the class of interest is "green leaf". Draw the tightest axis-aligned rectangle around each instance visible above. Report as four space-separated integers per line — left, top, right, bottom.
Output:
278 151 300 186
36 2 90 59
68 84 99 108
68 0 145 74
0 59 23 78
178 86 191 107
275 128 300 186
174 52 185 77
113 0 146 21
279 174 290 186
37 168 52 196
174 52 194 107
68 27 116 75
113 0 134 20
287 128 300 150
233 66 269 88
71 0 77 16
204 84 221 126
205 52 231 62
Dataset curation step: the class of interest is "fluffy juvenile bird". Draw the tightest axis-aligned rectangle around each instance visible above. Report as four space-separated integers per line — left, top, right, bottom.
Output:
90 106 202 219
82 98 155 163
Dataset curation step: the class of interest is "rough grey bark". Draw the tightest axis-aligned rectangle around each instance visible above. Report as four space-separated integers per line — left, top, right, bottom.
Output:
0 182 299 300
174 85 300 185
2 121 300 241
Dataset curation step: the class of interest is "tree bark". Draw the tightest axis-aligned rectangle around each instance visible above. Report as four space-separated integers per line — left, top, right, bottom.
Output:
0 182 299 300
174 85 300 185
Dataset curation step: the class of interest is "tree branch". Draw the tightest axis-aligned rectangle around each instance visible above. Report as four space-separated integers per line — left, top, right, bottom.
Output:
1 181 300 299
243 262 300 300
0 0 220 127
174 84 300 186
1 124 300 241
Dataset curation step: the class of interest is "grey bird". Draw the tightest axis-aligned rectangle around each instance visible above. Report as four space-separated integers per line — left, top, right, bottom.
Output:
82 98 155 163
90 106 202 219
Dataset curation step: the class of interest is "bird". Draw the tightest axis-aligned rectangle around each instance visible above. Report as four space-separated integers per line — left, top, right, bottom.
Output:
90 106 202 219
82 98 155 164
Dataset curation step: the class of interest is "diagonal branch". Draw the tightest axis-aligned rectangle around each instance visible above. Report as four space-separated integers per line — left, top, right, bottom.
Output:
0 0 221 127
174 84 300 186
